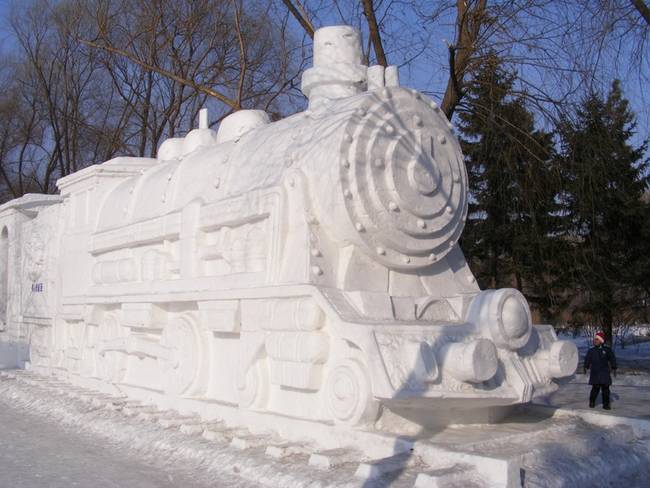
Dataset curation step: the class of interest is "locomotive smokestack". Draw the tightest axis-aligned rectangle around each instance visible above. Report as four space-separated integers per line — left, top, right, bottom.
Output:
301 26 367 109
199 108 209 129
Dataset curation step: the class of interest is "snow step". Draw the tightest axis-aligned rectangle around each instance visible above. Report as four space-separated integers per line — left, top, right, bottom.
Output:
137 410 171 422
414 464 474 487
202 426 246 443
308 448 359 470
355 452 413 480
179 421 222 435
264 443 307 459
230 435 270 450
158 415 201 429
123 405 158 417
265 444 290 459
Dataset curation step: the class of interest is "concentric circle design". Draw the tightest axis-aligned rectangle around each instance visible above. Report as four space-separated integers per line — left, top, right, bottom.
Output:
339 88 467 269
324 359 377 425
160 315 202 396
96 313 127 383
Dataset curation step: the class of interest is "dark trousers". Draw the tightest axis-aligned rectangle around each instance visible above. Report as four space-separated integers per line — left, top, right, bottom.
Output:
590 384 611 407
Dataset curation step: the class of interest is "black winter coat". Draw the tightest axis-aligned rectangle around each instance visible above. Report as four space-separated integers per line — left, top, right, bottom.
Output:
584 345 617 385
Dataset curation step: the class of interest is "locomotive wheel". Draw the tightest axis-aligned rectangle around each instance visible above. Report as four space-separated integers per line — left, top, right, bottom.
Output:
160 315 203 396
96 313 127 383
80 324 97 378
324 359 378 425
236 360 269 409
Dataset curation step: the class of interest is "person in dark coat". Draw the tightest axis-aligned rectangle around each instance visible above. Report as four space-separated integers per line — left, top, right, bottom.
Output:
583 331 617 409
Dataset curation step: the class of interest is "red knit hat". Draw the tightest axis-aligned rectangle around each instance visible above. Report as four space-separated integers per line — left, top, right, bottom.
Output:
595 331 606 343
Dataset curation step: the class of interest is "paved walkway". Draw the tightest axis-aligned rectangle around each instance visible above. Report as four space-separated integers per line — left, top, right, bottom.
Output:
541 374 650 420
0 397 225 488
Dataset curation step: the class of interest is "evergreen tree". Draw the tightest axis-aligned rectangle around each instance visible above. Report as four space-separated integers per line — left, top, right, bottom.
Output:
556 80 650 343
458 54 562 321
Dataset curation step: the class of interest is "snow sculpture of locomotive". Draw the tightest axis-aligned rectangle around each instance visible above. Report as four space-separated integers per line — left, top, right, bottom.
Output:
0 26 577 428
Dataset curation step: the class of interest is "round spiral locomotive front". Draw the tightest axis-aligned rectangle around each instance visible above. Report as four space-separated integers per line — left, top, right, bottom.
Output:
337 88 468 269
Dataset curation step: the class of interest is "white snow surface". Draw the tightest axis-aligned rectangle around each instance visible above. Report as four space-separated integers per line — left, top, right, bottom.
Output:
1 369 650 487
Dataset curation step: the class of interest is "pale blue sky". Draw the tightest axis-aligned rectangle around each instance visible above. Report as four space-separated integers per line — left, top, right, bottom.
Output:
0 0 647 152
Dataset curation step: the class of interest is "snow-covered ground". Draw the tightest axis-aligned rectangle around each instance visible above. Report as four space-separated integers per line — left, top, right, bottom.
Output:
1 366 649 487
0 397 249 488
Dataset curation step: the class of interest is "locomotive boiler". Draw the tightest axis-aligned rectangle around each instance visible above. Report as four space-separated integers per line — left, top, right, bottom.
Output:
0 26 577 429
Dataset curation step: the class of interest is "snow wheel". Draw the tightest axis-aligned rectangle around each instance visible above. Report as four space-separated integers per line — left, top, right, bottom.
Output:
96 313 127 383
160 315 204 396
236 360 269 409
80 324 98 378
324 359 378 425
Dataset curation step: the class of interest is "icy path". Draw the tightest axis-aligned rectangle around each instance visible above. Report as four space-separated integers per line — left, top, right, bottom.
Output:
0 396 233 488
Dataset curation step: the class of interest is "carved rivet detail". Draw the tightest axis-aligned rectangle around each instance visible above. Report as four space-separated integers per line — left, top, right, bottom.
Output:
311 248 322 257
343 189 352 198
385 124 394 135
311 266 323 276
428 253 437 262
388 201 398 211
344 133 353 143
445 206 453 214
414 115 423 127
453 173 460 183
467 275 476 283
404 256 411 264
417 219 426 229
438 135 446 144
430 101 439 110
307 214 318 225
374 159 385 169
376 247 386 255
355 222 365 232
342 159 350 168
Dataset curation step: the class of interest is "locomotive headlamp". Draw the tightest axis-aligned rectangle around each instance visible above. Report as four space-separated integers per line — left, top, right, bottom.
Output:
468 289 533 351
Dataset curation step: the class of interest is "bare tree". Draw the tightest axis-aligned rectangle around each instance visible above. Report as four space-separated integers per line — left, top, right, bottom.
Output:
280 0 650 127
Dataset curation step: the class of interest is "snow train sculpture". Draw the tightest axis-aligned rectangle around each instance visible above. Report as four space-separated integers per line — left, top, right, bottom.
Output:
0 26 577 428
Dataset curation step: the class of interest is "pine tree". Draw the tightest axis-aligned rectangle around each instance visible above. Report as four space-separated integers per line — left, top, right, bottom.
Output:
556 80 650 343
458 54 562 320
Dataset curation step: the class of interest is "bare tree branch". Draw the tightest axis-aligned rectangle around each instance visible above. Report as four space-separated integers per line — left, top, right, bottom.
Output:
441 0 488 120
362 0 388 66
78 38 239 109
281 0 315 38
631 0 650 25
